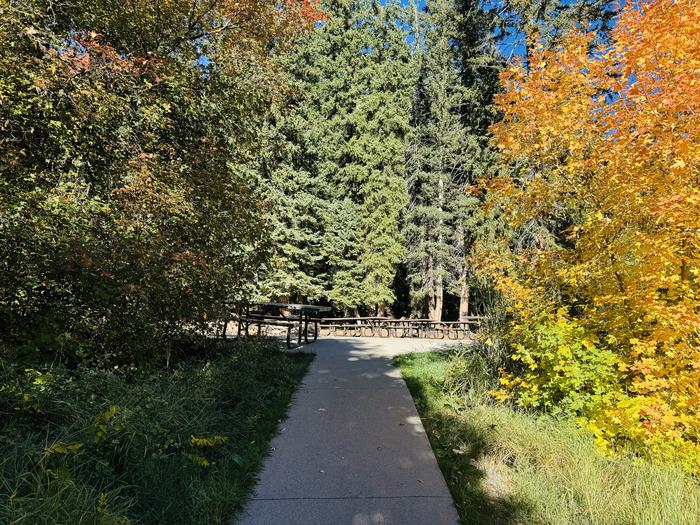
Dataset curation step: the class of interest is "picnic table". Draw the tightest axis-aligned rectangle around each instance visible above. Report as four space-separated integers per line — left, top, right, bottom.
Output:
238 302 332 348
320 317 389 337
319 316 483 339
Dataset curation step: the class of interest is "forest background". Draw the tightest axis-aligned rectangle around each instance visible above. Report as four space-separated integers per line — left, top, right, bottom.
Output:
2 0 698 479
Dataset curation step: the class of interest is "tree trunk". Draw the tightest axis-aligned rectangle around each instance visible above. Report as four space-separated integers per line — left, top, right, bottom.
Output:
425 253 434 319
432 275 443 322
456 223 469 320
459 280 469 320
432 174 444 322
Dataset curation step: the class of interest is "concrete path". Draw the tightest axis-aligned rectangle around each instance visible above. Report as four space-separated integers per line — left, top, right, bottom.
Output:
236 337 461 525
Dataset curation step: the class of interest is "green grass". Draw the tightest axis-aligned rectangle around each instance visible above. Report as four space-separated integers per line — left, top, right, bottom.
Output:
395 350 700 525
1 339 313 524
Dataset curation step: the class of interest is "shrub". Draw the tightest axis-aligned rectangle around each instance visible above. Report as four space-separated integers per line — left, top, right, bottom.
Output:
477 0 700 472
0 340 313 524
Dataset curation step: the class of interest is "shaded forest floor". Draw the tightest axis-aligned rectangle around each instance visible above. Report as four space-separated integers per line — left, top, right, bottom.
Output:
395 350 700 525
0 340 312 524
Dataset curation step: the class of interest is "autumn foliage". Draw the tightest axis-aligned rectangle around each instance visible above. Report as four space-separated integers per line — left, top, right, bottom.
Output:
480 0 700 472
0 0 321 363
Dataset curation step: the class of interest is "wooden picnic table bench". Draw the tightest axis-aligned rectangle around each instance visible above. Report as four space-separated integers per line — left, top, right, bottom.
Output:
320 317 389 337
319 317 483 339
237 302 332 348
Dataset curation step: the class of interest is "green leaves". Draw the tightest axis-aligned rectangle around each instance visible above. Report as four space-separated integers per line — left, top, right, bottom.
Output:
499 312 620 417
0 2 281 364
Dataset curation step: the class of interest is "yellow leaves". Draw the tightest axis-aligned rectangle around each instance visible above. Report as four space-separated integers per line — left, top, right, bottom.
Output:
44 441 84 456
480 0 700 473
183 453 210 467
190 434 228 447
491 389 511 402
671 158 686 170
184 434 229 468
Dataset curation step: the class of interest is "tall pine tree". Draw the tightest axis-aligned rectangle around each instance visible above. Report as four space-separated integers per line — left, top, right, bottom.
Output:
352 0 414 313
405 0 464 321
263 0 414 313
404 0 500 320
452 0 503 319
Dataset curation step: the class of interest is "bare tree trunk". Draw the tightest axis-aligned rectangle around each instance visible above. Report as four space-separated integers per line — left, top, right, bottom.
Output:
165 343 172 370
459 280 469 320
433 275 443 322
456 223 469 320
432 175 444 322
426 254 434 319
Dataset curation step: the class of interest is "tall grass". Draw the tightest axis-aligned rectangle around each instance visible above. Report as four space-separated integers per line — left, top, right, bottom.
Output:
1 339 312 524
395 350 700 525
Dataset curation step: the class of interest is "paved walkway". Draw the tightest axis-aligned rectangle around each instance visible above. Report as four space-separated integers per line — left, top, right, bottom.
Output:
237 337 461 525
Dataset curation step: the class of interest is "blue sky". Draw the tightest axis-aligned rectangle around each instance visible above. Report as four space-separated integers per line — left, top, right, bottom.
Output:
399 0 528 59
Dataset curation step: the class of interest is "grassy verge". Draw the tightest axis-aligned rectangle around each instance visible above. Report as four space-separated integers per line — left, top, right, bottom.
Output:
1 339 313 524
395 350 700 525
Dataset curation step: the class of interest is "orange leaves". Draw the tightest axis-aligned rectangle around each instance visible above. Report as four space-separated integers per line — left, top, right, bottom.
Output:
482 0 700 472
278 0 326 30
493 32 602 166
217 0 324 46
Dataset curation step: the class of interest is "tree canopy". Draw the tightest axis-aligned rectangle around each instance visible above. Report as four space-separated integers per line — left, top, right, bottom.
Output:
0 0 320 362
481 0 700 472
2 0 698 475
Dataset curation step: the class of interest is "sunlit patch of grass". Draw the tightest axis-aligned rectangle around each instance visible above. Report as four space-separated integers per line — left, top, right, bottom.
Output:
395 350 700 525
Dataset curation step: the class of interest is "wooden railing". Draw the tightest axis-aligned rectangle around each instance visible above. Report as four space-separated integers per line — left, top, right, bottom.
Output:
319 317 483 340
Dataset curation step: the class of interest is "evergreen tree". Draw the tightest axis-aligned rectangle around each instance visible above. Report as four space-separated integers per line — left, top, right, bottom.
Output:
322 198 365 313
405 0 463 321
258 0 364 304
352 0 415 312
452 0 503 318
489 0 617 60
258 120 326 302
404 0 500 320
263 0 414 313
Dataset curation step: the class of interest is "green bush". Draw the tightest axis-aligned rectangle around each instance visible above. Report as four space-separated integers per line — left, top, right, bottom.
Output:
494 312 621 417
0 2 273 364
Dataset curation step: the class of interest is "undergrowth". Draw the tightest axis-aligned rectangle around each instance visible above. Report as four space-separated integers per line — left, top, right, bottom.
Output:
395 349 700 525
0 339 313 524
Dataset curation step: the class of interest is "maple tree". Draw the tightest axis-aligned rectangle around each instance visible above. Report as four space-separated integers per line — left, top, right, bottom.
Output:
478 0 700 472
